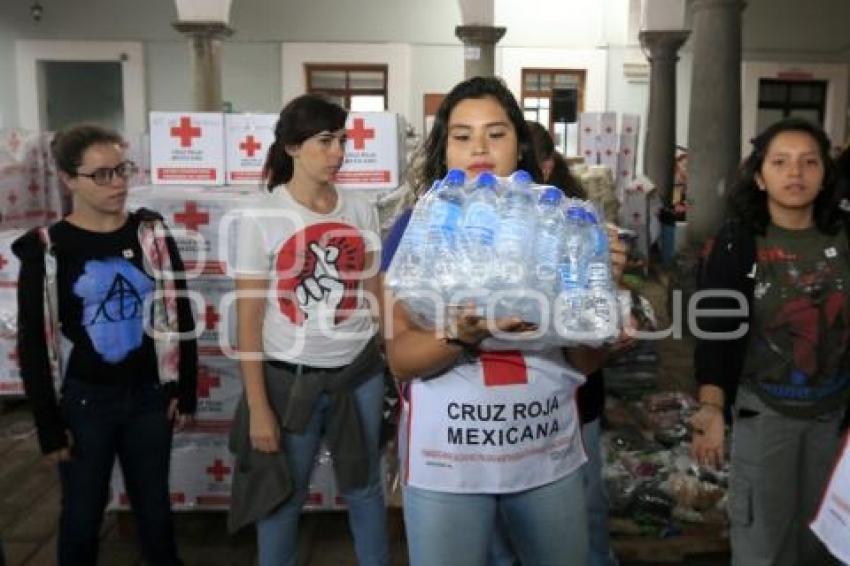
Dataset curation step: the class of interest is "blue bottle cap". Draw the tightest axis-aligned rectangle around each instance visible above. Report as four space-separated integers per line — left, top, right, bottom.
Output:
539 187 563 204
510 170 533 185
566 206 585 221
475 171 498 189
444 168 466 186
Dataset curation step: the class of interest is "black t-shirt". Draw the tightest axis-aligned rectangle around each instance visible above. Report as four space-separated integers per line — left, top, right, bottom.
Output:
53 216 159 386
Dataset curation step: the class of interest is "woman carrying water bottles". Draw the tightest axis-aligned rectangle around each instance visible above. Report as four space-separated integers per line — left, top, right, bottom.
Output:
379 76 627 566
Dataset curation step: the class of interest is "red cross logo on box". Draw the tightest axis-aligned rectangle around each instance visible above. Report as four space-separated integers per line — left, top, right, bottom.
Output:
197 366 221 399
171 117 202 148
206 459 232 482
27 180 40 195
239 135 262 157
347 118 375 150
204 304 220 330
174 202 210 232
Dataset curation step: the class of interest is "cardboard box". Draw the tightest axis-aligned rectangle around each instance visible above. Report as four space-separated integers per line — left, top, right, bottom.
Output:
149 112 225 186
335 112 401 191
193 355 242 425
109 432 234 510
188 276 237 356
224 113 278 185
0 230 24 396
127 185 252 276
0 335 22 396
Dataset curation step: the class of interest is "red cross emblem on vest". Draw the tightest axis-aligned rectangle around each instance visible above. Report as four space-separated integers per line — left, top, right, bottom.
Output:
206 459 231 482
481 351 529 386
346 118 375 150
171 117 202 148
174 202 210 232
0 254 8 271
239 135 262 157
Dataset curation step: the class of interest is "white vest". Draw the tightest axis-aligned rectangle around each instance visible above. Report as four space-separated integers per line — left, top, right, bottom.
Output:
399 349 587 493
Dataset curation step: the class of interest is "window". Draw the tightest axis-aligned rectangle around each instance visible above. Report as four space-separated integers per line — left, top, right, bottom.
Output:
521 69 585 128
305 64 388 111
756 78 826 133
521 68 586 154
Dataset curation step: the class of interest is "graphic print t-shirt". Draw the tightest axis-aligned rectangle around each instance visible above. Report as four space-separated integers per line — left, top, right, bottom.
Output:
742 224 850 416
54 217 158 386
234 187 380 367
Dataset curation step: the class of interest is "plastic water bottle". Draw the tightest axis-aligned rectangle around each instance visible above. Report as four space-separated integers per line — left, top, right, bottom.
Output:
495 170 537 289
584 209 618 340
428 169 466 297
555 205 590 339
532 187 565 293
459 172 500 294
386 179 438 290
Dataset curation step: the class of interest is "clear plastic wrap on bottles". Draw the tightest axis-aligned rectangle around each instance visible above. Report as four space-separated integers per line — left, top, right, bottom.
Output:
386 170 622 346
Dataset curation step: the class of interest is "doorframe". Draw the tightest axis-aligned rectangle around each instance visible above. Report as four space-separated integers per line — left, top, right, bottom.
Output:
15 40 146 133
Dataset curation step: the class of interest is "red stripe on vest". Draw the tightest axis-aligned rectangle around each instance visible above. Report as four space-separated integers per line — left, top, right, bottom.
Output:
481 350 528 386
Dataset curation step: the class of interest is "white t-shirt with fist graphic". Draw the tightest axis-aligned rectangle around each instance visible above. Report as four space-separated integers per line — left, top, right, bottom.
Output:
234 186 381 367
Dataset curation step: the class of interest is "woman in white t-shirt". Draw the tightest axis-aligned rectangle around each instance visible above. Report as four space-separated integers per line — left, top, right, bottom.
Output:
380 77 626 566
233 94 389 566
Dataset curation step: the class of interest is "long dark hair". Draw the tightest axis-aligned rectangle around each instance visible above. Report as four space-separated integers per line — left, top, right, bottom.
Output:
407 76 542 196
526 120 585 198
728 117 838 234
263 94 347 191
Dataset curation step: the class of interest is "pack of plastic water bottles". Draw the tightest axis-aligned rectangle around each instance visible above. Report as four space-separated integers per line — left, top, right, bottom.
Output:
386 169 622 347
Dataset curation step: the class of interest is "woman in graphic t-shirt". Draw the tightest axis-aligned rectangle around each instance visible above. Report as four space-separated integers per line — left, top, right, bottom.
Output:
379 76 627 566
13 124 197 566
232 94 389 566
692 117 849 565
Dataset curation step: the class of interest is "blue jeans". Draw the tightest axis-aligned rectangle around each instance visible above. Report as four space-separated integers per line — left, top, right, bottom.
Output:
403 469 588 566
582 419 617 566
256 371 389 566
58 379 180 566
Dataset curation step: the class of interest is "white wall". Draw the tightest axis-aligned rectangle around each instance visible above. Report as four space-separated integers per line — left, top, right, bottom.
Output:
408 45 465 135
494 0 631 47
741 61 848 154
281 42 413 123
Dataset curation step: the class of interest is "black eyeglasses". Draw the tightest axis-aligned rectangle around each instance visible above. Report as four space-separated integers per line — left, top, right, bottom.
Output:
75 161 139 186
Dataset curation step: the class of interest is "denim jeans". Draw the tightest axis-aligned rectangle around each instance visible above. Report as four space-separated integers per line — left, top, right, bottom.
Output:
581 418 617 566
403 468 588 566
256 371 389 566
58 379 180 566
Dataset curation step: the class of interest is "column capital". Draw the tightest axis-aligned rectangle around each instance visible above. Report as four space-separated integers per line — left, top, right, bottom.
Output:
172 21 234 39
639 30 691 61
455 25 506 46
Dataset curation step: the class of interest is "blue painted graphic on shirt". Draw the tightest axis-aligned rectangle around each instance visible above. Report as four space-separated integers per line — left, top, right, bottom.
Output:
73 258 153 363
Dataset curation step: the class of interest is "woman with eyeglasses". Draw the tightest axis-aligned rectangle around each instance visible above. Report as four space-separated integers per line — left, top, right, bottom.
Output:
229 94 389 566
12 124 197 566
